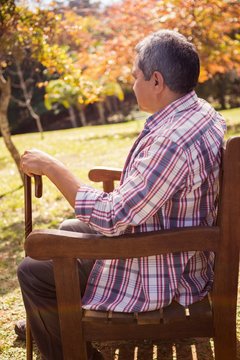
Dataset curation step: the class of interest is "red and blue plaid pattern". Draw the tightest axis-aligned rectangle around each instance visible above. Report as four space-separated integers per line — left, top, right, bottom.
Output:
75 91 226 312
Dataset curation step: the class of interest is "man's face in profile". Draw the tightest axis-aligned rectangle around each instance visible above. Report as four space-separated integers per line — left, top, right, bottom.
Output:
132 57 156 114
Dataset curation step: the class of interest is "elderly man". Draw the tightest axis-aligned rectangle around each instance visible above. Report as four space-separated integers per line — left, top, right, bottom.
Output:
16 30 226 360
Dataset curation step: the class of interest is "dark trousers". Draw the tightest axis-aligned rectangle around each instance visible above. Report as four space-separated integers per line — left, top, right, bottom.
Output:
17 220 98 360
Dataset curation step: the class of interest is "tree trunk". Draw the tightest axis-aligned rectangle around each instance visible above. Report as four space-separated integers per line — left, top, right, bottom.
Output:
96 102 106 124
0 75 23 183
15 61 44 138
105 97 113 113
112 96 119 112
27 103 44 138
68 106 78 127
79 108 87 127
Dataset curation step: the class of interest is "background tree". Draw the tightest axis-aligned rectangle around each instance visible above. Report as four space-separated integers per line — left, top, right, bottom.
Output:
162 0 240 82
100 0 240 84
0 1 66 180
45 8 124 124
44 66 124 125
1 4 58 134
0 0 23 181
62 0 100 15
9 56 45 136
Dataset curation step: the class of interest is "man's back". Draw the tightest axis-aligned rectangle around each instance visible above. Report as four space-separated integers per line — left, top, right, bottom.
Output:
77 91 226 312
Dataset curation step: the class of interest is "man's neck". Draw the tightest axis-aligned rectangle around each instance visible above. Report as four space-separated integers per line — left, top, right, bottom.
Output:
154 90 186 113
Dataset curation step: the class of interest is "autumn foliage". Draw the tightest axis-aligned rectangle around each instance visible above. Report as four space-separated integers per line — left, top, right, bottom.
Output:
99 0 240 83
1 0 240 119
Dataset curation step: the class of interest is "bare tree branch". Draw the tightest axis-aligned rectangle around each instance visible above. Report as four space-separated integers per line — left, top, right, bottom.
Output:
11 82 23 89
7 68 17 76
0 70 6 84
11 96 27 107
15 60 44 137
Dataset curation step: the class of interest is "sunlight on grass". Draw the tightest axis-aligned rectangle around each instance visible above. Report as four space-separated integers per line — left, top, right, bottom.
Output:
220 108 240 136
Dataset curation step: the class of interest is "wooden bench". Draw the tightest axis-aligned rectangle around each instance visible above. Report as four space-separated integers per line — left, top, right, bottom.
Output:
25 136 240 360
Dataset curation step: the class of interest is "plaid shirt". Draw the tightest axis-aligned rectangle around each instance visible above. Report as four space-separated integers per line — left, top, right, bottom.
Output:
75 91 226 312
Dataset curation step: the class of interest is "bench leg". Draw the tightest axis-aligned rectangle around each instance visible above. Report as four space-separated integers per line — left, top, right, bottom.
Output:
213 309 237 360
26 318 33 360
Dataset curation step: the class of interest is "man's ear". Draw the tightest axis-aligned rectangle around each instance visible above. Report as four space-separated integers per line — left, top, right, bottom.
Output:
153 71 164 92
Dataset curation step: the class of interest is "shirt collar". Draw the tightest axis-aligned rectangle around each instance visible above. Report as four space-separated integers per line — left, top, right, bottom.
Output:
145 90 198 129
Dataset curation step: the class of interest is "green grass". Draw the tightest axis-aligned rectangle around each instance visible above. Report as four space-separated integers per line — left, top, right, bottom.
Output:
220 108 240 136
0 107 240 359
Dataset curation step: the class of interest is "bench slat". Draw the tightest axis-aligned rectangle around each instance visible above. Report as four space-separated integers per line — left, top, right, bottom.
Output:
83 310 108 322
188 296 212 319
163 301 186 323
137 309 163 325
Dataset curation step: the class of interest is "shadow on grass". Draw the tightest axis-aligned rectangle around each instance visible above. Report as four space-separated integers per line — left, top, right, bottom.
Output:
77 130 141 143
0 221 25 295
15 337 237 359
0 185 23 199
13 338 210 360
9 337 217 360
0 213 72 296
98 338 214 360
0 214 67 297
98 337 240 359
13 338 41 359
10 334 240 360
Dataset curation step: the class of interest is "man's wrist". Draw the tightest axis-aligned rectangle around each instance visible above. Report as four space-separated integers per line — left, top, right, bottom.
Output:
42 157 65 177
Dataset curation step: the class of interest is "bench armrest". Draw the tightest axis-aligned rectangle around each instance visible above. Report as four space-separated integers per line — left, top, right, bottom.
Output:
88 167 122 192
25 226 219 261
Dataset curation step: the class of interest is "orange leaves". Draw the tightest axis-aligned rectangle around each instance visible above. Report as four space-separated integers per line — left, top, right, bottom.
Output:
2 0 240 110
163 0 240 80
49 0 240 90
1 3 59 65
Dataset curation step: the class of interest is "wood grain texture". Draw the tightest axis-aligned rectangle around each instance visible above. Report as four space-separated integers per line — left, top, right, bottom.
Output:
53 258 87 360
88 167 122 192
25 226 219 260
88 167 122 183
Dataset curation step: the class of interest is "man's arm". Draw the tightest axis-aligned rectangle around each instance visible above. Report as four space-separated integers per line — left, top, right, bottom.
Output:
75 138 188 236
20 149 81 208
21 140 188 238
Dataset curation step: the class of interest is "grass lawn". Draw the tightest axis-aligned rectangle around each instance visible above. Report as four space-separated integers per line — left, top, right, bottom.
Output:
0 107 240 359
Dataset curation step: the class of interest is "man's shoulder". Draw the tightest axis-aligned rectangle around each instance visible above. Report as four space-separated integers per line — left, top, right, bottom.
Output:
151 100 225 150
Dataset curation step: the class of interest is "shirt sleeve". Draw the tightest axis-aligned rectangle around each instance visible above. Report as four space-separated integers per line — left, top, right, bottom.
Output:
75 137 188 236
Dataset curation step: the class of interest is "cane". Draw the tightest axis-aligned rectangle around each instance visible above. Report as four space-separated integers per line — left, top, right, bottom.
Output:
24 174 43 360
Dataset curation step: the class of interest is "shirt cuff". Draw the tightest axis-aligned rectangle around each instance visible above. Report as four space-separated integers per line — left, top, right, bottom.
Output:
75 185 102 224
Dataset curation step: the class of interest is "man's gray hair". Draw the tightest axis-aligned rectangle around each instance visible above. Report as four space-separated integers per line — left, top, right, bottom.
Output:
135 30 200 94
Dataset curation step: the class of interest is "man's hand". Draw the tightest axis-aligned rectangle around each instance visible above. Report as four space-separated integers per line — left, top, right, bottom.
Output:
20 148 81 208
20 149 57 177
